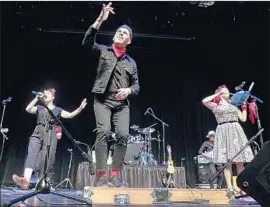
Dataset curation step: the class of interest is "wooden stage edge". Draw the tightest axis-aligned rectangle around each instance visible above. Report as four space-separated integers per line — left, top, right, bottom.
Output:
87 188 230 205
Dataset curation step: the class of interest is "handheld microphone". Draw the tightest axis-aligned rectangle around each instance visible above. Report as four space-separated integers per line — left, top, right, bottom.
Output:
235 81 246 91
32 91 46 98
1 128 9 133
2 97 12 104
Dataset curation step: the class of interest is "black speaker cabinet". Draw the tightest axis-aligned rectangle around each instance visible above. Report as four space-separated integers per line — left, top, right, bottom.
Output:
237 141 270 207
197 163 210 184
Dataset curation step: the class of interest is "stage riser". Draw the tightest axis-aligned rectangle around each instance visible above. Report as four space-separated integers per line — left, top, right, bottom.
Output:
86 188 229 205
76 163 186 189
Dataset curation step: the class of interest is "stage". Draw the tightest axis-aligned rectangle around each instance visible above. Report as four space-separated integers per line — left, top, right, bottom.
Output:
0 187 260 206
75 163 186 189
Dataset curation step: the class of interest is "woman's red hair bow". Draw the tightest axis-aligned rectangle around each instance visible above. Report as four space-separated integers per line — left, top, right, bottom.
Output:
213 85 227 104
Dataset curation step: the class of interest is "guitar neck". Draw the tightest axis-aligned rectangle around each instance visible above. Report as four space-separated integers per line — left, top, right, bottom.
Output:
168 152 172 161
167 145 173 161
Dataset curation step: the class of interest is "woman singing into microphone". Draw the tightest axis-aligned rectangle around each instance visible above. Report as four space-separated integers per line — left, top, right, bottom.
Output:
202 85 254 198
13 88 87 189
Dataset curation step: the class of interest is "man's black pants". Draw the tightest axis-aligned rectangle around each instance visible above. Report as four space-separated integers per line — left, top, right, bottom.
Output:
93 96 129 171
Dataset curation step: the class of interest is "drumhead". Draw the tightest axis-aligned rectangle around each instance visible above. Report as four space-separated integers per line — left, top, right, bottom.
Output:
124 143 141 165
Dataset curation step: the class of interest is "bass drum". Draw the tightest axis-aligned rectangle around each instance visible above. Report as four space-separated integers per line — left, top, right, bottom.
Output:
124 143 141 165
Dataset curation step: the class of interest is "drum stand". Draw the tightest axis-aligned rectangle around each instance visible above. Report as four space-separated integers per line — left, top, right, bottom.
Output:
140 129 157 166
144 108 169 165
157 131 161 165
55 149 74 190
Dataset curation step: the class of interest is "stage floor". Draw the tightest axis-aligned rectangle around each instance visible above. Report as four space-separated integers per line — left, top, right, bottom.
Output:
0 187 261 207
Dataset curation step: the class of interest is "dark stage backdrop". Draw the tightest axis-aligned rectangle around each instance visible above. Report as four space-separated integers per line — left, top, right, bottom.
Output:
1 2 269 187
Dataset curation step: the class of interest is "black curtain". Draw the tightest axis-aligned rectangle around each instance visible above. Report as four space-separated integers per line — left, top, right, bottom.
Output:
1 2 269 188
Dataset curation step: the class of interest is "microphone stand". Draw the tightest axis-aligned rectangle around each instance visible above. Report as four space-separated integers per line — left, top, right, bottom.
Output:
4 97 92 207
0 100 9 163
210 128 264 183
0 98 13 191
145 108 169 165
254 102 264 147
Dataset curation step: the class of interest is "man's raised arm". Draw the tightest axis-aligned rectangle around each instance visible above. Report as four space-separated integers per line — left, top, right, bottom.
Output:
82 2 115 48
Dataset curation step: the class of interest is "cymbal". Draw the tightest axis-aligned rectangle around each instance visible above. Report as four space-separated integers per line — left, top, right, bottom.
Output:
130 125 139 130
139 127 155 134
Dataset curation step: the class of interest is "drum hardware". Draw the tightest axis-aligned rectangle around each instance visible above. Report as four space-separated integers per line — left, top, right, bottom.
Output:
148 137 161 141
138 123 157 134
139 127 156 134
130 125 139 131
144 108 169 165
126 123 163 166
139 124 158 166
157 131 161 164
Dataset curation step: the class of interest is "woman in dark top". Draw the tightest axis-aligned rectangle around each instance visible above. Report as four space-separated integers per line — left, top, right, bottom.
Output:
13 88 87 189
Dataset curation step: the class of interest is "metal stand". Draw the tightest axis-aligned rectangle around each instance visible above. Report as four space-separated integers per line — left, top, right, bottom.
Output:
138 123 157 166
210 128 264 183
4 98 91 207
157 131 161 164
145 108 169 165
166 173 180 188
55 149 74 190
254 102 264 147
0 98 13 191
0 97 11 163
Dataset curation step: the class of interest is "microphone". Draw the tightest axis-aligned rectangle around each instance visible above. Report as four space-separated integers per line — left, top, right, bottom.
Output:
144 108 150 115
235 81 246 91
2 97 12 105
68 148 73 152
32 91 46 98
1 128 9 133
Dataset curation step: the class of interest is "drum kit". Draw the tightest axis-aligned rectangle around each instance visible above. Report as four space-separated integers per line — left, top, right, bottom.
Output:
124 123 161 166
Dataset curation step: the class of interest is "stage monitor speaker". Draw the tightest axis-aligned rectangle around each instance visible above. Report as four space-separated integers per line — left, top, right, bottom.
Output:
197 164 210 184
237 141 270 207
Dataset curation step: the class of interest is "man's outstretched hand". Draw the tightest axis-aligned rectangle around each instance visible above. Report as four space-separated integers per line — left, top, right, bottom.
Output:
97 2 115 22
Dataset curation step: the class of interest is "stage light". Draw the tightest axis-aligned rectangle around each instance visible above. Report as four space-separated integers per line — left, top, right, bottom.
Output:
150 188 172 204
189 1 215 8
83 186 93 202
114 193 130 205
